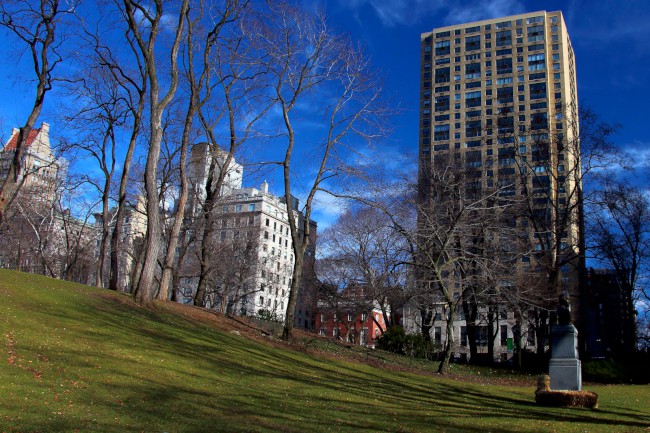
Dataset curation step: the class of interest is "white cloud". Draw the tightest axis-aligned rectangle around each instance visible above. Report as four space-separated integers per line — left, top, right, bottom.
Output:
565 1 650 54
443 0 525 26
338 0 446 27
624 141 650 169
338 0 524 27
298 189 349 231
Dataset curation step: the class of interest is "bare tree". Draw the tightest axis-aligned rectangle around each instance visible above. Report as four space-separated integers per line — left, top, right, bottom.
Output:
204 227 264 315
190 2 270 307
48 176 97 284
314 275 372 344
248 1 387 339
153 0 254 304
506 105 622 354
588 181 649 350
590 182 649 302
410 157 507 374
0 172 96 284
122 0 190 304
75 4 150 292
318 206 410 332
61 64 129 287
0 0 74 221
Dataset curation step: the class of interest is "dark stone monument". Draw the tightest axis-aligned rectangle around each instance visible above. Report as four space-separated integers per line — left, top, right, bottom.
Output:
549 295 582 390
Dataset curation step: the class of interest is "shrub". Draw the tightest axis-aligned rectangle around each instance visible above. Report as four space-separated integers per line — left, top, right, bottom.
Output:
377 326 407 354
257 308 282 323
583 353 650 384
377 327 439 360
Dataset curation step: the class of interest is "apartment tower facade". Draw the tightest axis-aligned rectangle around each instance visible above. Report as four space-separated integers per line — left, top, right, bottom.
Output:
418 11 583 355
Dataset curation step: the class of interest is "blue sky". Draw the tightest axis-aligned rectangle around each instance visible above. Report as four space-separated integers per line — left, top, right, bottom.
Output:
317 0 650 166
303 0 650 226
1 0 649 228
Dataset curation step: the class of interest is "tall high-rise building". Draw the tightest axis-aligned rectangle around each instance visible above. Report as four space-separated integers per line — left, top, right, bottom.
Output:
418 11 584 355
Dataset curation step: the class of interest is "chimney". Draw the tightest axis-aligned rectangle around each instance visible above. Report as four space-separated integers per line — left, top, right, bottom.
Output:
261 180 268 194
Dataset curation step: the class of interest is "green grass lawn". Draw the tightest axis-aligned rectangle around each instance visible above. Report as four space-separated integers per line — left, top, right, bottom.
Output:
1 269 648 432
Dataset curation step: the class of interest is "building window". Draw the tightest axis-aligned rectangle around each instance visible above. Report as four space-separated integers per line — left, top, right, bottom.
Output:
434 124 450 141
476 326 488 346
360 329 368 346
495 29 512 47
496 58 512 75
435 41 450 56
529 82 547 100
527 325 536 346
465 35 480 51
501 325 508 347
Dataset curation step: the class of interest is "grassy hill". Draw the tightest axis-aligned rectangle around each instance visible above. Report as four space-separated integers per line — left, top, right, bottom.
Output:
1 269 648 433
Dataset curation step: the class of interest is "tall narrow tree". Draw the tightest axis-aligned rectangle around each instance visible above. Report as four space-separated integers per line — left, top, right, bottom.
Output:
249 2 386 339
0 0 74 221
122 0 190 303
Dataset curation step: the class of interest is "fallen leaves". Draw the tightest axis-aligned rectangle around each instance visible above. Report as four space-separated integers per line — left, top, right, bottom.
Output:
5 330 45 380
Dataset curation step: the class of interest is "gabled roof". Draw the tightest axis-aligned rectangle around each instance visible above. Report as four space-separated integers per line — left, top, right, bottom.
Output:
3 127 41 151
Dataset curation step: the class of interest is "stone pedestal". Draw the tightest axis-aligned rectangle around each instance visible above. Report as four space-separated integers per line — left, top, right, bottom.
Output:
549 324 582 391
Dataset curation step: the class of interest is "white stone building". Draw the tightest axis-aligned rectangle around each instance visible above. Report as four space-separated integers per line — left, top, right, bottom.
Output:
1 122 59 203
180 143 317 323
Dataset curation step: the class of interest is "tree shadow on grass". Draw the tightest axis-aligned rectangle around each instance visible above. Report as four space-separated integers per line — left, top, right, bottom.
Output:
4 279 650 433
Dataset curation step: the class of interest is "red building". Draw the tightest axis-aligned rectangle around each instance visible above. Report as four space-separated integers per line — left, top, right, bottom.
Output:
315 287 389 347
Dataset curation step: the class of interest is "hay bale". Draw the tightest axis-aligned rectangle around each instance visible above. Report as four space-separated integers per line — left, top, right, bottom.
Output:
535 375 599 408
535 390 599 408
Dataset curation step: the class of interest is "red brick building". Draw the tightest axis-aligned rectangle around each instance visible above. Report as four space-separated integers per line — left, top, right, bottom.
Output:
315 299 388 347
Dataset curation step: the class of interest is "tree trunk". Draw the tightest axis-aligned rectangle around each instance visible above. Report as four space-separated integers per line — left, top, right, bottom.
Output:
462 298 479 363
487 310 495 365
438 302 455 374
109 104 143 291
96 185 111 288
420 307 433 342
536 309 549 358
135 149 162 304
192 151 223 307
282 251 304 340
158 120 190 301
194 244 211 307
0 0 56 222
126 0 189 303
513 316 523 369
